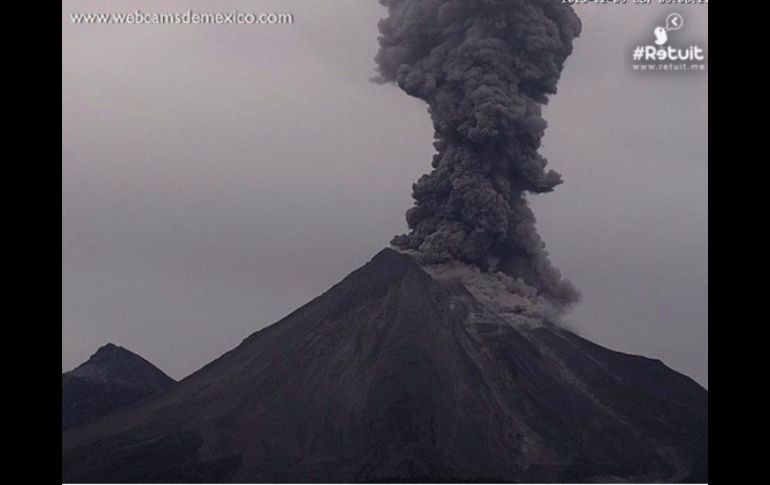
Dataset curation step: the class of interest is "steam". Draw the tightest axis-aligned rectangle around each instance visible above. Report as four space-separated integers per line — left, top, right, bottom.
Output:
375 0 581 309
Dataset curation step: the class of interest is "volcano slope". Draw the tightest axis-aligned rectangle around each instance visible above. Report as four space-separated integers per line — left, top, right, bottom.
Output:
62 249 707 483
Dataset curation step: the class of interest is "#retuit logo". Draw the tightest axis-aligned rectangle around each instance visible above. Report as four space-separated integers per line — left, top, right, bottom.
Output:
632 12 707 72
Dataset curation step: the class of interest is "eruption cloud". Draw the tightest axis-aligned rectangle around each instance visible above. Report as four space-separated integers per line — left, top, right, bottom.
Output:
375 0 582 309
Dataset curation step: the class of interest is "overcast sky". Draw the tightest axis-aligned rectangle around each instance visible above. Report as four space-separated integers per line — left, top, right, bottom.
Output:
62 1 708 387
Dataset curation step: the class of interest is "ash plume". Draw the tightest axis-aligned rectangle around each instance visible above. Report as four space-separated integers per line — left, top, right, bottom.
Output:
375 0 581 308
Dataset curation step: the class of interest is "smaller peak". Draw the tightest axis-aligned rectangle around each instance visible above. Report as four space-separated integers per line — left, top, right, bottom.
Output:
90 343 133 363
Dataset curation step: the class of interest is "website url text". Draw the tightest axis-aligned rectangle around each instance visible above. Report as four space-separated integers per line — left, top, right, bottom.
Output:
70 10 294 26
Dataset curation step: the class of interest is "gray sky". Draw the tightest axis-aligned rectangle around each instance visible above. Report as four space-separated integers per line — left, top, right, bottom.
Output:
62 1 708 387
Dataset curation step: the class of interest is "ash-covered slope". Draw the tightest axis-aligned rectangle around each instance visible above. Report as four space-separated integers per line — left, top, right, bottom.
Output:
62 249 707 483
62 343 176 430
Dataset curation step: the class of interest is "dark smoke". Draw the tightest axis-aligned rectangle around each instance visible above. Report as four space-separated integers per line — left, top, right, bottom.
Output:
375 0 581 308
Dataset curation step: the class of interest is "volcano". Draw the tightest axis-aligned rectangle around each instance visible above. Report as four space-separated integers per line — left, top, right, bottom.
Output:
62 249 707 483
